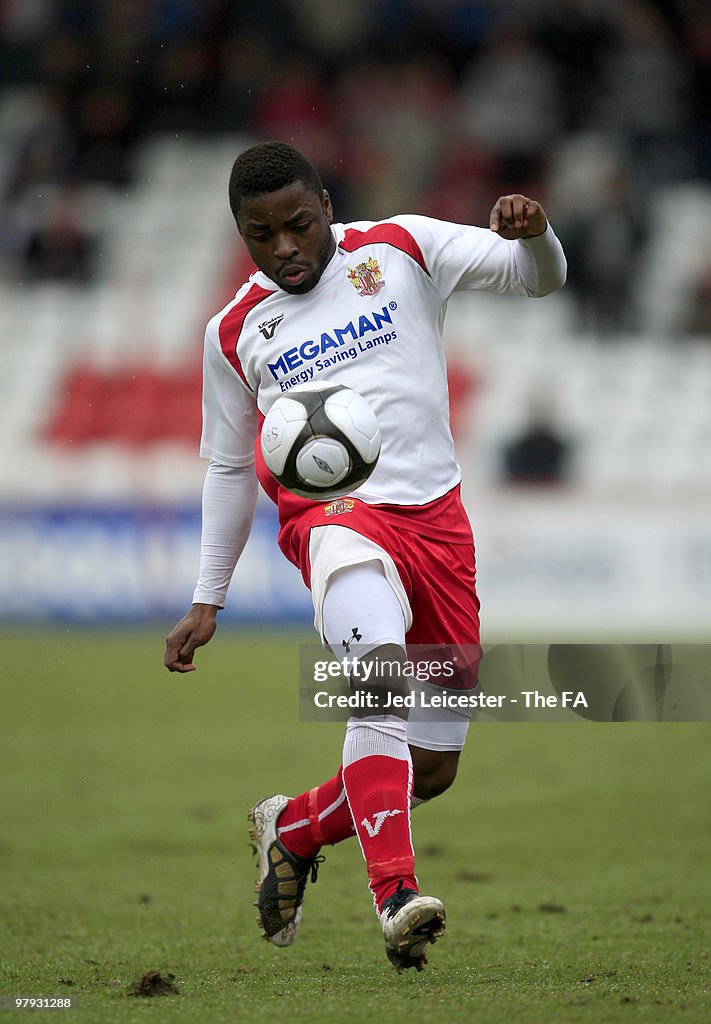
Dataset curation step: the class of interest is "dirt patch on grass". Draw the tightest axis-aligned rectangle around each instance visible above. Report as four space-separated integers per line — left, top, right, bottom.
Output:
126 971 179 997
455 870 494 883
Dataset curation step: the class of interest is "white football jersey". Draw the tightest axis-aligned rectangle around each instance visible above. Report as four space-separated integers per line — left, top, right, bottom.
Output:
200 215 565 507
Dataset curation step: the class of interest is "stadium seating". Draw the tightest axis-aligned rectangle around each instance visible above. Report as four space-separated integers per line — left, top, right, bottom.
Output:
1 136 710 504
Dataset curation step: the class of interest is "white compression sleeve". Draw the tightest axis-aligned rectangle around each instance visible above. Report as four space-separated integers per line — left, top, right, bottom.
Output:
191 460 258 608
321 561 406 659
513 225 567 297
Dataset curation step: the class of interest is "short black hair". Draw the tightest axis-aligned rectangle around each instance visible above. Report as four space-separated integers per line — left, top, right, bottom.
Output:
229 141 324 223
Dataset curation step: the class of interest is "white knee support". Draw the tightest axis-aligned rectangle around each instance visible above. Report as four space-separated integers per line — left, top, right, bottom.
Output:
321 561 471 752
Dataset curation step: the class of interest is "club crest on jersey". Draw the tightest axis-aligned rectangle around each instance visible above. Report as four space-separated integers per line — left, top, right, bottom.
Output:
324 498 356 516
258 313 284 340
347 257 385 297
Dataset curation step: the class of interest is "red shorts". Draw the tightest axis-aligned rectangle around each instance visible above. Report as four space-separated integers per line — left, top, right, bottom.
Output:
277 484 480 647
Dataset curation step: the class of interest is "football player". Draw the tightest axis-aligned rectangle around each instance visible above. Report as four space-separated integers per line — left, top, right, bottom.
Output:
165 141 566 970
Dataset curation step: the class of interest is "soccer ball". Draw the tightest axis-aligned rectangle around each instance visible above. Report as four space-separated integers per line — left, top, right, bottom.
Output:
261 382 381 499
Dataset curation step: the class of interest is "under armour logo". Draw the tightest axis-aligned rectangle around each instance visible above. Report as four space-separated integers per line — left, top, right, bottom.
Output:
342 627 362 653
361 809 404 838
257 313 284 339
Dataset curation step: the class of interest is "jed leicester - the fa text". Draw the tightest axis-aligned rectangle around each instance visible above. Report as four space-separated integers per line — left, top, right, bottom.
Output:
311 689 589 711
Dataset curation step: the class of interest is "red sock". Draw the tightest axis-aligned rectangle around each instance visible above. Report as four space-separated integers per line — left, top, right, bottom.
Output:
342 753 417 912
277 767 355 859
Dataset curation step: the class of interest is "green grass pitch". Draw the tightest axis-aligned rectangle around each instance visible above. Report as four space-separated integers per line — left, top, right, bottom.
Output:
1 628 709 1023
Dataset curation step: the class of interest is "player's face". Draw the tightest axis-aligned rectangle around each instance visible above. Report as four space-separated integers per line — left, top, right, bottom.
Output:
236 181 336 295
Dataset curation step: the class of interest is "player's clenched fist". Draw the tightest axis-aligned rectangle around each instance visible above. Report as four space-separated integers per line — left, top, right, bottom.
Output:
164 603 219 672
489 195 548 240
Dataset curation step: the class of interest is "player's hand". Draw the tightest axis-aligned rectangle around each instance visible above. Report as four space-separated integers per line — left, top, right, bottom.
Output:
164 603 219 673
489 195 548 240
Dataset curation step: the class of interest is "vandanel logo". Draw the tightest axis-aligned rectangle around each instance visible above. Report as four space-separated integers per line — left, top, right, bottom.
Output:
361 809 404 838
347 256 385 297
258 313 284 340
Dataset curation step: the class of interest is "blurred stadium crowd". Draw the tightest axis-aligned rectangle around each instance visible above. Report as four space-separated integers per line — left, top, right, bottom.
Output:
2 0 711 492
1 0 711 335
1 1 710 629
